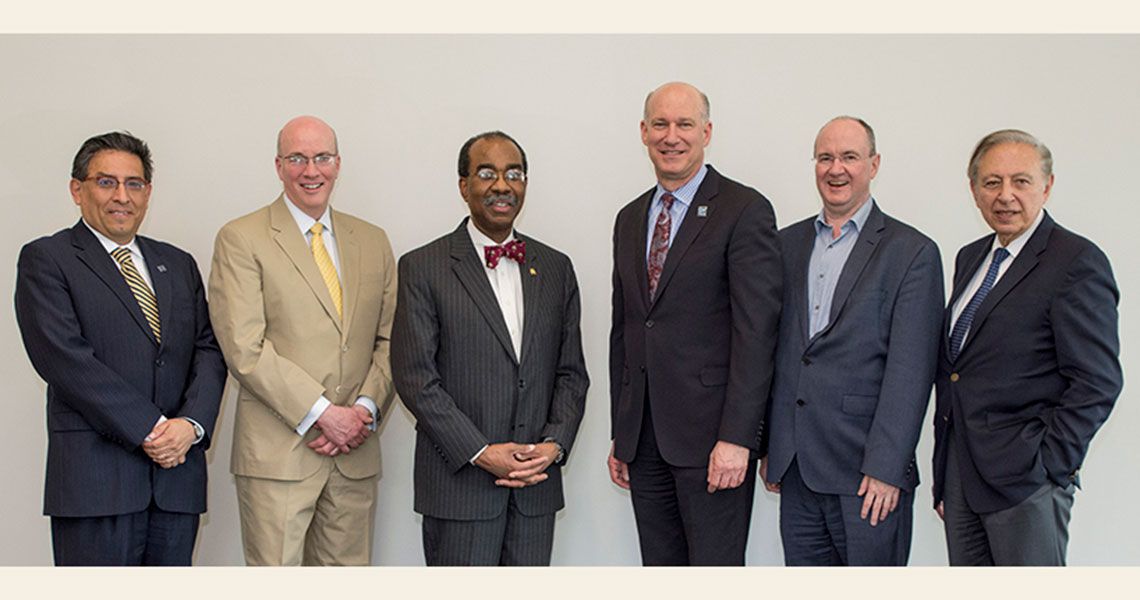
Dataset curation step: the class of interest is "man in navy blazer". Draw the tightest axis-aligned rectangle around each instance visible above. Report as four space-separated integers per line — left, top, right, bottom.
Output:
14 132 226 565
608 82 782 565
932 129 1121 565
761 117 943 565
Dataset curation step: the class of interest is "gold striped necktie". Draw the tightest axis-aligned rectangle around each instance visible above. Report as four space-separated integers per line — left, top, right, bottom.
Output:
110 246 161 343
310 223 342 318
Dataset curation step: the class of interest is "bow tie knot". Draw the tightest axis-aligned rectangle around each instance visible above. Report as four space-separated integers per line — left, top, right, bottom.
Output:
484 239 526 268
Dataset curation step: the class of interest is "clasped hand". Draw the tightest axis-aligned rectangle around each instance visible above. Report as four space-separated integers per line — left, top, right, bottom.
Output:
476 442 560 488
142 418 196 469
308 404 374 456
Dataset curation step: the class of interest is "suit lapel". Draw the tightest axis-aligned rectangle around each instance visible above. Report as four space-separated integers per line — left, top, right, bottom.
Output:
810 203 885 344
70 222 159 346
333 210 360 339
785 220 815 345
137 237 171 347
269 196 343 334
449 221 518 364
518 232 542 364
956 214 1053 359
630 189 653 309
650 169 717 309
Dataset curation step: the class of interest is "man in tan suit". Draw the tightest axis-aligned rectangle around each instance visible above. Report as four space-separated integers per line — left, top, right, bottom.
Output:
208 115 397 565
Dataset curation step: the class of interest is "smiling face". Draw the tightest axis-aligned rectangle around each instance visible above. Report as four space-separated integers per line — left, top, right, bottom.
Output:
640 83 712 188
813 118 879 223
970 142 1052 246
275 116 340 220
70 150 151 245
459 136 526 243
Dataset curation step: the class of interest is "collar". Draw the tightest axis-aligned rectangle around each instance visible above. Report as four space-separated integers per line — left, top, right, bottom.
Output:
467 218 517 249
653 164 708 209
815 196 875 236
82 219 142 256
989 207 1046 260
283 193 333 237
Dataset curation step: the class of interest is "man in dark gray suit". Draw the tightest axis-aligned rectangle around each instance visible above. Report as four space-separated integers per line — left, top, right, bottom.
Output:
391 131 588 566
760 117 943 565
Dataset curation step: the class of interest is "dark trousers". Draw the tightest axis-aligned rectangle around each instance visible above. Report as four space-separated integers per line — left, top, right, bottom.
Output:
422 495 555 566
779 459 913 566
51 503 200 566
627 403 756 565
943 432 1074 566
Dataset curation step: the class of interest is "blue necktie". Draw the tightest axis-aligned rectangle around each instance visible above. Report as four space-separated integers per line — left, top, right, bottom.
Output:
949 247 1010 362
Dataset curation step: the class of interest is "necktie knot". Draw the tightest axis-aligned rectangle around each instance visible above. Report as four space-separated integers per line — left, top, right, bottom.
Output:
484 239 526 269
661 192 675 212
111 246 131 264
993 246 1011 265
310 222 324 237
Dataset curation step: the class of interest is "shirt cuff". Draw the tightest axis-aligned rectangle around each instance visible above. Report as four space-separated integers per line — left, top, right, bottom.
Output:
470 445 489 465
296 396 332 436
185 417 205 445
144 415 168 442
354 396 378 431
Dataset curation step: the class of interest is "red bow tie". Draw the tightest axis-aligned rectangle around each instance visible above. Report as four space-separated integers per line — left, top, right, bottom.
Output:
484 239 526 268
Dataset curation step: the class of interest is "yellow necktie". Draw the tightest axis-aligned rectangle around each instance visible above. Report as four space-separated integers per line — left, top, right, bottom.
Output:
310 223 342 318
111 246 162 343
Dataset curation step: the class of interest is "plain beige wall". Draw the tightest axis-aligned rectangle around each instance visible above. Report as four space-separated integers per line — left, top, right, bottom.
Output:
0 35 1135 565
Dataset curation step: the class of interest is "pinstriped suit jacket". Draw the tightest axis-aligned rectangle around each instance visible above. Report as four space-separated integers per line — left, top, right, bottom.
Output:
15 221 226 517
391 220 588 520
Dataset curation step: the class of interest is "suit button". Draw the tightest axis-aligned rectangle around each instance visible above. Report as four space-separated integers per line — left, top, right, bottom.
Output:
335 385 343 394
342 345 349 353
645 320 654 328
949 373 960 382
801 357 811 366
518 379 526 389
796 399 805 407
640 366 646 372
155 359 165 367
942 415 949 422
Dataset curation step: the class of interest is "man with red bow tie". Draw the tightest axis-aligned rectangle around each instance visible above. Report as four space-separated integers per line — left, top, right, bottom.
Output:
391 131 589 566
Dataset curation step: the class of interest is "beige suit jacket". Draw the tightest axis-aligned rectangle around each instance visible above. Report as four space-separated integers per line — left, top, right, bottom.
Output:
209 196 396 481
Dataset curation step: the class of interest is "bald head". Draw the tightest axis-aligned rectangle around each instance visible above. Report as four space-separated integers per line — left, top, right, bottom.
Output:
815 116 876 157
277 115 339 156
644 82 710 124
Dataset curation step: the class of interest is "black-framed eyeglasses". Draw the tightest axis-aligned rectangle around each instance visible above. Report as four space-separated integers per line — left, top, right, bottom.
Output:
82 176 149 192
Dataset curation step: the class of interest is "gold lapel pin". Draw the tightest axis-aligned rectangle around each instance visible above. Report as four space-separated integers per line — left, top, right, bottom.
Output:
529 267 537 276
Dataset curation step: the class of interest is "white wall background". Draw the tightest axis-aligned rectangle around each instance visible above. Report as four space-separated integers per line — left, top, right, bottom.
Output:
0 34 1134 566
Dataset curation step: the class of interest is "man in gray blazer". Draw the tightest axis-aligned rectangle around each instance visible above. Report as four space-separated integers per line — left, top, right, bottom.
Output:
761 117 944 565
391 131 589 566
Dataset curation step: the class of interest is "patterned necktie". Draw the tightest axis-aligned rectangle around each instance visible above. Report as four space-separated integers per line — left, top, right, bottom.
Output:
647 193 675 300
111 246 161 343
310 223 342 318
484 239 526 269
949 247 1011 362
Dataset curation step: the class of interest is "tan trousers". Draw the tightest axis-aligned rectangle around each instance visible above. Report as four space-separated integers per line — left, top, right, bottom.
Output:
235 462 377 566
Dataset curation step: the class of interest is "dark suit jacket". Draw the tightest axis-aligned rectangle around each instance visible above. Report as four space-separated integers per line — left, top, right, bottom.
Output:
932 211 1121 513
391 220 588 521
764 202 943 495
610 165 782 467
14 220 226 518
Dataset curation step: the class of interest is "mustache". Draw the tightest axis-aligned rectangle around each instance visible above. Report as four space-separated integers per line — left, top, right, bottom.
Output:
482 193 518 207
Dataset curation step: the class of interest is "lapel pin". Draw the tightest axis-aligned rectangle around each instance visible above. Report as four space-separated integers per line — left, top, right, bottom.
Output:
697 205 708 217
156 264 167 273
529 267 537 276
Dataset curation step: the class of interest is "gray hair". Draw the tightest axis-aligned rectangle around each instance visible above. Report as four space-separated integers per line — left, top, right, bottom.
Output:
968 129 1053 183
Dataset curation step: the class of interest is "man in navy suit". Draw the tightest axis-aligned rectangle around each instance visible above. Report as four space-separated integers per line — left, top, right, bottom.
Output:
761 117 943 565
15 132 226 566
932 129 1121 565
608 82 782 565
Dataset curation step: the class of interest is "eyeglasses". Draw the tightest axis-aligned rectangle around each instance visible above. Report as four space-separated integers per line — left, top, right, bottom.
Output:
475 167 526 184
82 176 149 192
814 152 875 167
280 153 338 169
